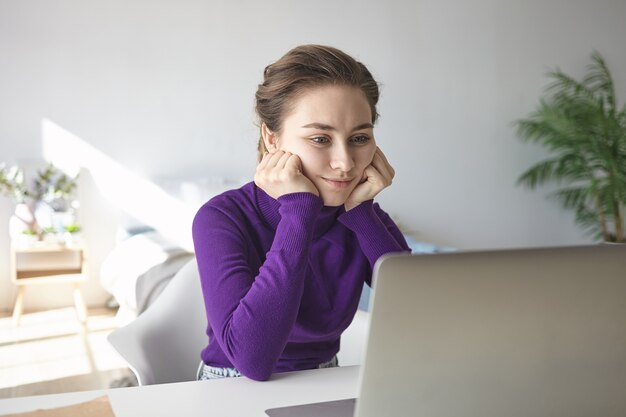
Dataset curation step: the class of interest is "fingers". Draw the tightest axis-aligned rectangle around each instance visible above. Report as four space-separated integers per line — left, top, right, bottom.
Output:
375 146 390 164
284 153 303 173
276 151 292 169
362 165 379 183
254 150 318 199
344 147 395 210
257 150 292 172
344 165 380 211
374 147 394 176
370 147 395 185
257 152 271 171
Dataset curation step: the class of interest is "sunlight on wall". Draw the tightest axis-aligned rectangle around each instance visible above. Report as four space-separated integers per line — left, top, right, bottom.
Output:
41 119 195 251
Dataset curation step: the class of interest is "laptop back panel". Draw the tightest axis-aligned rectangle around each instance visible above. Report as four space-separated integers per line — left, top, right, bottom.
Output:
355 245 626 417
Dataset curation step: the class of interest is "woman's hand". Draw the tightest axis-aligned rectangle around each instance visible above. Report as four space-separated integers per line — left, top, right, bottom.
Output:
344 147 395 211
254 151 320 200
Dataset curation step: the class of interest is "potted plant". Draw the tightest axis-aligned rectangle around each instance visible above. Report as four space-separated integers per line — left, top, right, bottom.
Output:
514 51 626 243
0 163 79 241
62 223 82 245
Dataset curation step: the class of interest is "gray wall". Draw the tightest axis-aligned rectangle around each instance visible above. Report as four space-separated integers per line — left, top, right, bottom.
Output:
1 0 625 311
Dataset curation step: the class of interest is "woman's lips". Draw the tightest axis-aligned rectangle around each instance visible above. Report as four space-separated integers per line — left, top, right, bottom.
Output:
322 178 354 189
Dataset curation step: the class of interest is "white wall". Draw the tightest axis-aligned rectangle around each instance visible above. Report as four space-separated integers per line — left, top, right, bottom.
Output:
1 0 625 311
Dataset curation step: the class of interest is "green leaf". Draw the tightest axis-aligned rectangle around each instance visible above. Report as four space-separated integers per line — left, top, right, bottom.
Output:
514 51 626 241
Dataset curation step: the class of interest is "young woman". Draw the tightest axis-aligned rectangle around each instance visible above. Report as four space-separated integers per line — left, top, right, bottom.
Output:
192 44 410 381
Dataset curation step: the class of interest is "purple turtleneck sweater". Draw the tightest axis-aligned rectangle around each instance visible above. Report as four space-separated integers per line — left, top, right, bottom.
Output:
192 182 410 381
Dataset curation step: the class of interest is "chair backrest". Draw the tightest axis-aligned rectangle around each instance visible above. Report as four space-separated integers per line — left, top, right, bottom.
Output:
336 309 369 367
107 258 207 385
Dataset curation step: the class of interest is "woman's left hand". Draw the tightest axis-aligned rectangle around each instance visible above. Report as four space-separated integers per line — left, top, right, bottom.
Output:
344 147 395 211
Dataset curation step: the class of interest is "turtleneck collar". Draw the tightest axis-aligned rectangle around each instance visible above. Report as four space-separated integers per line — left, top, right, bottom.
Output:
254 184 344 238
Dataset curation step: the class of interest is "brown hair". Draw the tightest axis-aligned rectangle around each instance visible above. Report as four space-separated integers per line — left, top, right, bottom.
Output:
255 44 380 161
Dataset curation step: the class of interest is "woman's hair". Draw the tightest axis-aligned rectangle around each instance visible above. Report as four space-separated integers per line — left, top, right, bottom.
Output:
255 44 380 161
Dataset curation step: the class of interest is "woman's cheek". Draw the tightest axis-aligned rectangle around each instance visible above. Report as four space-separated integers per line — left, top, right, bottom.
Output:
362 143 377 167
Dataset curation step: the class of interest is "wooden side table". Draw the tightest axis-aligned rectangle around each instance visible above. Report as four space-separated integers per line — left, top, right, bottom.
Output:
9 240 88 326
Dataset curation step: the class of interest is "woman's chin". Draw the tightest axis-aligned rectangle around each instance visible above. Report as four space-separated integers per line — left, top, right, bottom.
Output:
319 191 351 207
316 180 359 207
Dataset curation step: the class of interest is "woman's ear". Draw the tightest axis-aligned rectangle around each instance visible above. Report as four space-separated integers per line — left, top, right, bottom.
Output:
261 123 278 153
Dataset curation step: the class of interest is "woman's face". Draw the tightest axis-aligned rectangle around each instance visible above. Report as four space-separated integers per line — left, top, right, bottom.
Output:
268 85 377 207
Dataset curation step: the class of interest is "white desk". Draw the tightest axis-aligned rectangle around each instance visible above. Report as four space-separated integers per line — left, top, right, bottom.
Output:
0 366 359 417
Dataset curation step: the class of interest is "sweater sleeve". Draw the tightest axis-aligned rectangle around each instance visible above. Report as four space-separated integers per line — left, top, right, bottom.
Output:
338 200 411 273
192 193 322 381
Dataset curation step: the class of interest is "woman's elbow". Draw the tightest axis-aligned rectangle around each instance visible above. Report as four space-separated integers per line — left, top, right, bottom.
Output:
225 345 276 381
242 369 273 381
236 360 274 381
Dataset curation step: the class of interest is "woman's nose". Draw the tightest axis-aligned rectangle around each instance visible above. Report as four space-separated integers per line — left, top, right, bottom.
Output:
330 144 355 172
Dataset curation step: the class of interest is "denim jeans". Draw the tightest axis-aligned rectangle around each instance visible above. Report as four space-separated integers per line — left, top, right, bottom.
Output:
197 356 339 380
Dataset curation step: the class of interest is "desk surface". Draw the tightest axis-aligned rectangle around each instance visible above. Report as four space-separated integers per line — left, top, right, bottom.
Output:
0 366 360 417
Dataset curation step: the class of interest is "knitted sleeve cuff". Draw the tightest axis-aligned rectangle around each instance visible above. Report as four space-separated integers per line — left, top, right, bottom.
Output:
274 192 323 252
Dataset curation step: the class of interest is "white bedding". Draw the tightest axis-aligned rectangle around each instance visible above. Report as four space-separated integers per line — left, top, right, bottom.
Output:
100 231 194 325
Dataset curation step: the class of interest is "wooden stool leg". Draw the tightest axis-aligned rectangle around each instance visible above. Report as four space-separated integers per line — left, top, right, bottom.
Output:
73 284 88 323
12 286 25 326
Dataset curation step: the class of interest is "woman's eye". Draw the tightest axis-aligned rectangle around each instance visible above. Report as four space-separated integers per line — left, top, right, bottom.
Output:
311 136 330 144
351 135 370 144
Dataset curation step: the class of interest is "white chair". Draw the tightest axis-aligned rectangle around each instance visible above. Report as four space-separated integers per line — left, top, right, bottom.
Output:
107 258 207 385
337 309 370 367
108 256 371 385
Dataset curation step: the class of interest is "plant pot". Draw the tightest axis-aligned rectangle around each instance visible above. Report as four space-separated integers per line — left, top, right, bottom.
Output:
8 203 40 241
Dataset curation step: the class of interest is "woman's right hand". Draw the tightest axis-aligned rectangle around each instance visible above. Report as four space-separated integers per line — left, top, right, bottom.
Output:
254 151 320 200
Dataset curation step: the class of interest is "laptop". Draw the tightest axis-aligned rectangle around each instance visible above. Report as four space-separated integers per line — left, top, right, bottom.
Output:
266 244 626 417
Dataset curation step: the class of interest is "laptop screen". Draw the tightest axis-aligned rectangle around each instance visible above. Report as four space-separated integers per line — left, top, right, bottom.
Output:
355 245 626 417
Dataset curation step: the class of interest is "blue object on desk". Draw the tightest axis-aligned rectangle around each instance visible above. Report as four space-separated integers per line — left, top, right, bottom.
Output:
357 236 455 311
